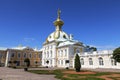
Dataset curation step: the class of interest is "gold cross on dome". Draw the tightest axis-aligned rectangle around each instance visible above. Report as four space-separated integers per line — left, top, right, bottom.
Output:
57 9 61 19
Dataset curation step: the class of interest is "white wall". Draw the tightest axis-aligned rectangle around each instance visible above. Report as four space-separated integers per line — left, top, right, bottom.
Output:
79 50 120 69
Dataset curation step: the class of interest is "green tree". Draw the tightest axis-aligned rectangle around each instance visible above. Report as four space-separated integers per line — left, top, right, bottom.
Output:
24 58 30 67
74 54 81 72
113 47 120 63
86 46 97 51
90 47 97 51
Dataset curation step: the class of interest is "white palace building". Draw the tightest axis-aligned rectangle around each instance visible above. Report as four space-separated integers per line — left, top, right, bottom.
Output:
0 9 120 69
41 9 120 69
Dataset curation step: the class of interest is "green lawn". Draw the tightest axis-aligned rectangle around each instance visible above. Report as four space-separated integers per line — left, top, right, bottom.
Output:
28 69 120 80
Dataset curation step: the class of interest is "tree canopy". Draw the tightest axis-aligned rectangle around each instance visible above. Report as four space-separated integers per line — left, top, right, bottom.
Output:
113 47 120 63
86 46 97 51
24 58 30 67
90 47 97 51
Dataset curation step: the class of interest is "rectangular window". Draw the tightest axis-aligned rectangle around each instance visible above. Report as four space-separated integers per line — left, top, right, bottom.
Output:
34 54 36 58
0 54 1 58
51 51 52 57
44 60 46 64
18 53 20 58
39 53 41 58
58 60 60 65
50 60 52 65
61 60 63 65
11 53 15 57
61 50 63 57
50 45 52 49
65 49 67 56
58 51 60 57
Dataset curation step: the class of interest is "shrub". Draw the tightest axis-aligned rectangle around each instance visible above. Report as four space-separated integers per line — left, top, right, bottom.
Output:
24 58 30 67
74 54 81 72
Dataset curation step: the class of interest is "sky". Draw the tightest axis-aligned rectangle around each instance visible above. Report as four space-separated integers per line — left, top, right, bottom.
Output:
0 0 120 50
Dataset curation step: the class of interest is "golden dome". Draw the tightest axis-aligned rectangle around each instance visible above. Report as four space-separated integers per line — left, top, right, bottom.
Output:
45 9 69 43
54 9 64 27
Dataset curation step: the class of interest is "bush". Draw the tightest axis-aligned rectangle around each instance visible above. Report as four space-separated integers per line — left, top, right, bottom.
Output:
24 58 30 67
74 54 81 72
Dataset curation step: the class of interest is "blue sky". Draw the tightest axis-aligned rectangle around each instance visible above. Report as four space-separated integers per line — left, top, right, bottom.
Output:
0 0 120 50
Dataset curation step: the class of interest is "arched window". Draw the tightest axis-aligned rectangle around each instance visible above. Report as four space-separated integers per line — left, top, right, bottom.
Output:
89 58 93 65
24 53 26 58
99 57 104 65
29 53 32 58
63 35 66 39
80 58 84 65
111 57 117 66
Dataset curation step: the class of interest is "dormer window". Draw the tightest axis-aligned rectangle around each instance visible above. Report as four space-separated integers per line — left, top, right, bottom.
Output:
63 35 66 39
49 36 51 38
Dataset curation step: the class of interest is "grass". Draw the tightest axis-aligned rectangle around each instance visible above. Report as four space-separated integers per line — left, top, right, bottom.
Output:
108 77 120 80
28 69 120 80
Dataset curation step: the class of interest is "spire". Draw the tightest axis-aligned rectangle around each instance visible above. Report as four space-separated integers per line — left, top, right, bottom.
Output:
57 9 61 19
54 9 64 31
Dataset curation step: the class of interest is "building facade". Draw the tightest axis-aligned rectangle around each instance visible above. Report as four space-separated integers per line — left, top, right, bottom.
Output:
0 9 120 69
0 49 7 66
41 9 86 68
76 50 120 69
0 46 42 67
41 9 120 69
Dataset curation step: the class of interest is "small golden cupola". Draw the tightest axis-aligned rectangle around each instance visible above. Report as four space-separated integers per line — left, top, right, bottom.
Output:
54 9 64 31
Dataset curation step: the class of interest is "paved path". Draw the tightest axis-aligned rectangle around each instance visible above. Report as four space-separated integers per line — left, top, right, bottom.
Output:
0 67 58 80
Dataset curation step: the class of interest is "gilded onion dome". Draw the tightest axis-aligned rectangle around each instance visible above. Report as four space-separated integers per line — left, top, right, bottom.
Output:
45 9 69 43
54 9 64 31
